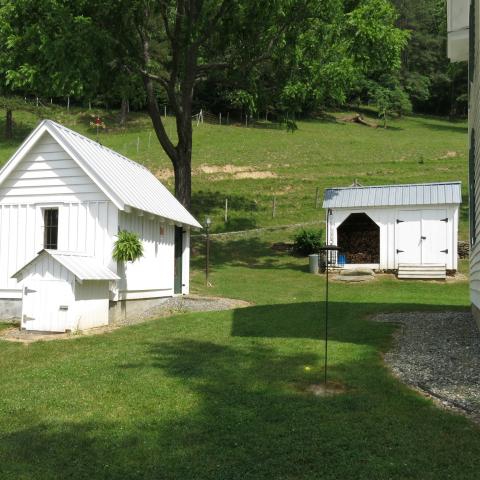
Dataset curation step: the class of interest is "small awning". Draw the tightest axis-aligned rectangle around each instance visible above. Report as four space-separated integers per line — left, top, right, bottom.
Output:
12 250 120 282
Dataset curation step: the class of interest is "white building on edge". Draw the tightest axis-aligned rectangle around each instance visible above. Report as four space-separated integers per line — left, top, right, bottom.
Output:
0 120 201 332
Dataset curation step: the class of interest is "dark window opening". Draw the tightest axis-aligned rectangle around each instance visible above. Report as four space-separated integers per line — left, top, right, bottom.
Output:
43 208 58 249
337 213 380 264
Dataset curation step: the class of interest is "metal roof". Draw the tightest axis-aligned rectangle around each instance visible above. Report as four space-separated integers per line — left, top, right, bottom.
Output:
12 250 120 282
323 182 462 209
0 120 201 228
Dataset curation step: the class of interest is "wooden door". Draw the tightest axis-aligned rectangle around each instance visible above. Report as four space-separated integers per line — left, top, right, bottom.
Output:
396 210 422 264
22 280 73 332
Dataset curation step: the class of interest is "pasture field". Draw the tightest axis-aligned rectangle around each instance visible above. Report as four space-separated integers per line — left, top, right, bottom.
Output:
0 107 469 237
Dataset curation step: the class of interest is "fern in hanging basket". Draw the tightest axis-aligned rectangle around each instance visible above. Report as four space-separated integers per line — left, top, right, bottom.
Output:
112 230 144 263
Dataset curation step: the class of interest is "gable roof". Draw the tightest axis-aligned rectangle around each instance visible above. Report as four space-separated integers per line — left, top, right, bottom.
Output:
0 120 201 228
12 250 120 282
323 181 462 209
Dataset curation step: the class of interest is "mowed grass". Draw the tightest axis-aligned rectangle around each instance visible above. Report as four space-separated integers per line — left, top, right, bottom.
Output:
0 229 479 479
0 107 469 236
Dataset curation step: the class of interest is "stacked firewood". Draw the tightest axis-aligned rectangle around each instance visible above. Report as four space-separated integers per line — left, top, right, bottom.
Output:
338 230 379 263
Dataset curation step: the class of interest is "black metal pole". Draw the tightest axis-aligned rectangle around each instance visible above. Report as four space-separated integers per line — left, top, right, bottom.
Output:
205 226 210 285
325 253 329 385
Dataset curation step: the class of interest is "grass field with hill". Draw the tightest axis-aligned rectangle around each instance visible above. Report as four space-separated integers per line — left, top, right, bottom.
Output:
0 107 469 237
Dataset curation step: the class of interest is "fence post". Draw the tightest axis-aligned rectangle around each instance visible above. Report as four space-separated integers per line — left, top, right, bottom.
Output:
148 132 152 149
272 196 276 218
225 198 228 223
66 96 70 111
164 105 167 119
315 187 320 208
219 113 222 125
227 112 229 124
136 137 140 153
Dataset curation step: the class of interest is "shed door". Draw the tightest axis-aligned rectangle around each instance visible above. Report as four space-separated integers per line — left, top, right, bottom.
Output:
22 280 73 332
174 227 183 294
421 210 448 264
396 210 422 264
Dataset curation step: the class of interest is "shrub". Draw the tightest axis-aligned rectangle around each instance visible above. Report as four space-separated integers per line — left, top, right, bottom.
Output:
292 228 323 256
112 230 144 262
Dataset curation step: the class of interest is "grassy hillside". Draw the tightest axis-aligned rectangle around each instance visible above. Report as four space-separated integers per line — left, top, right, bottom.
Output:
0 107 469 237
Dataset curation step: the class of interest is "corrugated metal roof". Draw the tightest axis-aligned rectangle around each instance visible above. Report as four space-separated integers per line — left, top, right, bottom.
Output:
12 250 120 281
43 120 201 228
323 182 462 209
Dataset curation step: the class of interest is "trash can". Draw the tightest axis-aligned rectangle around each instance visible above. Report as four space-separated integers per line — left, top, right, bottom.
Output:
338 254 346 267
309 254 319 274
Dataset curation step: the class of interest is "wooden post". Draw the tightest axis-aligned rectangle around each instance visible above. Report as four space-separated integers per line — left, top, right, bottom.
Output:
315 187 320 208
219 113 222 125
272 196 276 218
224 198 228 223
136 137 140 153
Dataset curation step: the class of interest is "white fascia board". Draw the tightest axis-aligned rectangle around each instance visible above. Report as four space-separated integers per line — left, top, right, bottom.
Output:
0 121 51 187
45 123 125 211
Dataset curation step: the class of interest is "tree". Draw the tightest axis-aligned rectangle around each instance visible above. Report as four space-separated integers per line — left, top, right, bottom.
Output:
0 0 408 208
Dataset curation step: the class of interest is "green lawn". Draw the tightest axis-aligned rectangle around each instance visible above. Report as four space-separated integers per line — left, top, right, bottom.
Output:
0 229 479 480
0 107 469 237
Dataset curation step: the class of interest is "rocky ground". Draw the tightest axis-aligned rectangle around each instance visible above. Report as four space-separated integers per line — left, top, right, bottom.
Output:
374 311 480 423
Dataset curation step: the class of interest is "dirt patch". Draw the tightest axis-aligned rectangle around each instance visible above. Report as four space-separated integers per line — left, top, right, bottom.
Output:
154 168 173 180
197 164 277 180
304 382 347 397
441 151 459 159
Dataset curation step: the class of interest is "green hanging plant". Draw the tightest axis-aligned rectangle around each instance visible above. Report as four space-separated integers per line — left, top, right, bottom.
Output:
112 230 144 263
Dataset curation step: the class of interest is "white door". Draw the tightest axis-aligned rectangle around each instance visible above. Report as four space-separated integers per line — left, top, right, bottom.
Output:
396 210 422 264
22 280 73 332
421 210 448 264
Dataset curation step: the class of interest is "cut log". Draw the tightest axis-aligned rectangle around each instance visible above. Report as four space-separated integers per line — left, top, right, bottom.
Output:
341 113 378 128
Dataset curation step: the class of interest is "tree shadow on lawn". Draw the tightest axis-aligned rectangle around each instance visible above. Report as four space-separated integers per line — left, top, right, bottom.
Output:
2 310 480 480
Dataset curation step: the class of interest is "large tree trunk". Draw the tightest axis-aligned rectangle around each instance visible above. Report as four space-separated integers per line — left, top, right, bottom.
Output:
5 108 13 139
173 153 192 209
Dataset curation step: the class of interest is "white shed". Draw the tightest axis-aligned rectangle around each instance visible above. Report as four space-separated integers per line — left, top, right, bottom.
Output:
323 182 462 272
0 120 201 331
12 250 119 332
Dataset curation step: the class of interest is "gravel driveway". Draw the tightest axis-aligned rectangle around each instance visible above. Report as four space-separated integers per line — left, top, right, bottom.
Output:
374 311 480 423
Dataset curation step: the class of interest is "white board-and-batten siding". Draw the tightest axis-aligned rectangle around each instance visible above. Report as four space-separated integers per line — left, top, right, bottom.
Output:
0 132 118 298
117 212 190 298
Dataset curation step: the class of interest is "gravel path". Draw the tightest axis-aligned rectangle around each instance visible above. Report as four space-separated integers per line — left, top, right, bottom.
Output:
374 311 480 423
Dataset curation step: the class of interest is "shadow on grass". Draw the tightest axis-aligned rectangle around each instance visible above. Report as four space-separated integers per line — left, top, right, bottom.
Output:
2 304 479 479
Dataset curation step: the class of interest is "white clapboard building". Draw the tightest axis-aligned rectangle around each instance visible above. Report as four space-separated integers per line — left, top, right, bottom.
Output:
0 120 200 331
323 182 461 278
447 0 480 323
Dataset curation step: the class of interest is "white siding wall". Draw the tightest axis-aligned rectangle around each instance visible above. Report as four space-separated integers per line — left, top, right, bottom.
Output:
117 211 176 299
182 229 191 295
470 0 480 311
329 205 459 270
74 280 110 330
0 132 118 298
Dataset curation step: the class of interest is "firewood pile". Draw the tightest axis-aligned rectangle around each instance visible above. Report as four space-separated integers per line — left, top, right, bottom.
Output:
458 241 469 259
338 230 380 264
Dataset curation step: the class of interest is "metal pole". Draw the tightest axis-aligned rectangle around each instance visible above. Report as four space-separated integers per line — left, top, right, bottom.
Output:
205 226 210 285
325 251 329 385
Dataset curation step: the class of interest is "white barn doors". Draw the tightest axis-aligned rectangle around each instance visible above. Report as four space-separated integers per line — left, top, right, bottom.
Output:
396 209 448 265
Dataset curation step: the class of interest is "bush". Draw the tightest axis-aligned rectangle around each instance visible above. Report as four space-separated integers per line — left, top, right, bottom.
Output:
112 230 144 262
292 228 323 256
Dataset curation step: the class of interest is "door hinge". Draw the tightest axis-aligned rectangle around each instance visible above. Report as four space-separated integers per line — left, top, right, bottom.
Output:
421 236 426 240
396 219 404 224
24 287 36 295
441 249 449 254
396 249 404 253
441 218 448 223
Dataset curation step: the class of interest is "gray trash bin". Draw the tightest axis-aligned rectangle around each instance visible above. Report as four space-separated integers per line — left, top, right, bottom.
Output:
309 254 319 274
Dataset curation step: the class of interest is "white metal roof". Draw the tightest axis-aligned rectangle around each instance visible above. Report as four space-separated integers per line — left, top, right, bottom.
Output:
0 120 201 228
12 250 120 282
323 182 462 209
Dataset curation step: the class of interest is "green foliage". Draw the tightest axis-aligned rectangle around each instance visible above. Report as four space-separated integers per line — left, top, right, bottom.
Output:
112 230 144 263
293 228 324 256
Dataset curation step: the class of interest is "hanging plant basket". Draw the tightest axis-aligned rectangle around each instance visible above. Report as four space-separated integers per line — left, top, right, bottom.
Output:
112 230 144 263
